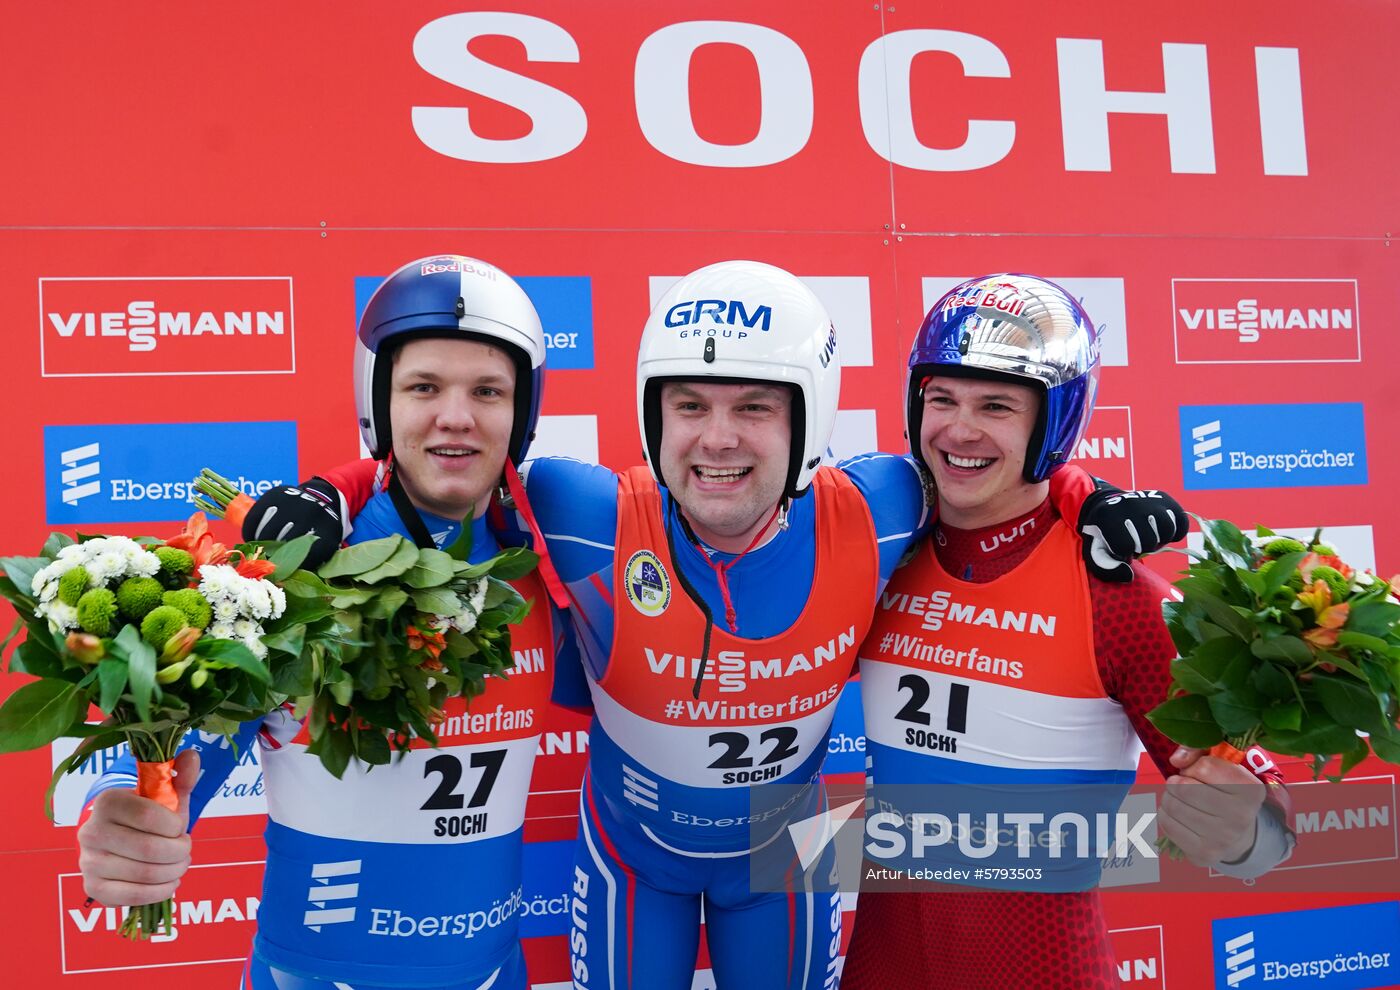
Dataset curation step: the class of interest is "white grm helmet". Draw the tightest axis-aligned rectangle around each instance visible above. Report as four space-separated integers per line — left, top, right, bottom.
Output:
637 260 840 498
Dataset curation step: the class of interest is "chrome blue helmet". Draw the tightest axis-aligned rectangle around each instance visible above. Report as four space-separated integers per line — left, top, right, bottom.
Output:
353 255 545 465
906 274 1100 483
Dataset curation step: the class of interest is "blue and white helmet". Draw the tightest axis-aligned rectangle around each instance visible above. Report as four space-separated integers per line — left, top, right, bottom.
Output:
906 274 1100 483
353 255 545 464
636 261 840 498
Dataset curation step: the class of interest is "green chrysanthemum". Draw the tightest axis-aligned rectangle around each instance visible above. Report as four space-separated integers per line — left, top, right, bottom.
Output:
1310 543 1337 556
154 546 194 579
58 566 91 607
76 588 118 637
1311 565 1350 602
1263 537 1308 556
115 577 165 621
140 605 187 650
162 588 212 630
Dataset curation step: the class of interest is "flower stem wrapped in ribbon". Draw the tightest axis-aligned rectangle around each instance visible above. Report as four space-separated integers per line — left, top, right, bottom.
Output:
1148 519 1400 779
0 517 330 939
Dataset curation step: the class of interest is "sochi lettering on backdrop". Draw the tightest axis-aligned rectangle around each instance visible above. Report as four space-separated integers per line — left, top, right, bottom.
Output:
1172 279 1360 363
1073 406 1135 488
39 277 295 376
353 274 594 370
43 422 297 525
1107 925 1166 988
649 275 874 366
1213 901 1400 989
411 13 1308 180
57 861 263 974
922 277 1128 366
1179 404 1367 491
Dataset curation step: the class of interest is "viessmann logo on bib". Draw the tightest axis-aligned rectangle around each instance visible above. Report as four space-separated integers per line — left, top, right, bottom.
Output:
39 277 295 377
1172 279 1360 364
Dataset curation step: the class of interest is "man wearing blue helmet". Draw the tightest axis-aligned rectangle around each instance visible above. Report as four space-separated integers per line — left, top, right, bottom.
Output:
277 262 1191 988
841 274 1294 990
75 255 573 990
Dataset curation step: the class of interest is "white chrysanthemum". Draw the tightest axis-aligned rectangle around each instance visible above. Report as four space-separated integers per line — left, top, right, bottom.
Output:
198 565 239 603
469 578 488 614
43 601 79 631
232 617 259 639
213 599 238 622
243 634 268 660
127 547 161 578
239 581 273 620
85 554 119 584
36 579 59 604
452 608 478 635
209 620 237 640
56 544 87 564
267 584 287 619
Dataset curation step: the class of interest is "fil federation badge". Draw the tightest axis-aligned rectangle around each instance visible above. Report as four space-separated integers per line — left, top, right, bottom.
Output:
624 549 671 617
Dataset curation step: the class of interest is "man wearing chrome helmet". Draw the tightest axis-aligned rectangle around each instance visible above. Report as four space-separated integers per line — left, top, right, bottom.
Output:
270 261 1184 988
75 255 571 990
841 274 1294 990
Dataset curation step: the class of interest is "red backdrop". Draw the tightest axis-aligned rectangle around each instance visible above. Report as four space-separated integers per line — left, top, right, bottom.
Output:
3 3 1397 987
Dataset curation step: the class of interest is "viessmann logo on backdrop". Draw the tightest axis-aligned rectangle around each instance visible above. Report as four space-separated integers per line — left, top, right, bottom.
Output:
1172 279 1360 364
1178 404 1367 491
39 277 296 376
44 421 298 525
353 275 595 370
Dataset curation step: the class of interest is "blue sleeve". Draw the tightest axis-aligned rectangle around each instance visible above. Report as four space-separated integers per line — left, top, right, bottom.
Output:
522 457 620 683
82 716 265 830
837 451 931 592
548 602 591 711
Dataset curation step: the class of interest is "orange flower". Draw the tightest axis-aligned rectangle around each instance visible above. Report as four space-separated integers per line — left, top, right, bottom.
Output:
1302 601 1350 651
165 513 230 576
235 555 277 580
1295 579 1332 615
407 624 446 661
1299 552 1354 584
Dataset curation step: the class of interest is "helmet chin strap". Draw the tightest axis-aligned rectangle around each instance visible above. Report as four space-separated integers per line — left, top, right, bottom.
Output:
385 457 438 550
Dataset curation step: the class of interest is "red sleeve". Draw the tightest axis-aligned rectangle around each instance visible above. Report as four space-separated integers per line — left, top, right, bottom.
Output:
317 458 382 519
1047 463 1097 524
1091 564 1291 804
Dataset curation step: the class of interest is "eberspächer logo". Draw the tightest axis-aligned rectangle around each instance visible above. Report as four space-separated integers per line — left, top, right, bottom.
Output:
1178 404 1367 491
1212 902 1400 989
44 422 297 525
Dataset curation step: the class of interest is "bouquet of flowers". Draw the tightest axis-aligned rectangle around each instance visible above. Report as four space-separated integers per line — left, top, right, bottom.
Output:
1148 519 1400 780
0 515 326 939
193 468 539 778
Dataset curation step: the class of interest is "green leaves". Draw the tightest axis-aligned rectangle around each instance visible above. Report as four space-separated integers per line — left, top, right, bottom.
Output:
321 539 403 579
403 549 456 589
267 533 319 580
0 679 86 752
1149 518 1400 778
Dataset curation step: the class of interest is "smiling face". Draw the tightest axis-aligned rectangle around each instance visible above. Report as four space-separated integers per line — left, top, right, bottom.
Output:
919 374 1049 529
657 380 793 552
388 337 515 522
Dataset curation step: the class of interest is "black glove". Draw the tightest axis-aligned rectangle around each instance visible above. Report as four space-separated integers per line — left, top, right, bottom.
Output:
1078 486 1189 582
241 477 347 570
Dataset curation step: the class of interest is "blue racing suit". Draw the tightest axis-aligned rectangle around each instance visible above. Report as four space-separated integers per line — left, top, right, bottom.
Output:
522 454 928 990
85 497 574 990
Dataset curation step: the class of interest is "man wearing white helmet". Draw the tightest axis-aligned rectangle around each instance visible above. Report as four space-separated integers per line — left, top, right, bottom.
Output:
841 274 1294 990
75 255 574 990
288 261 1184 988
